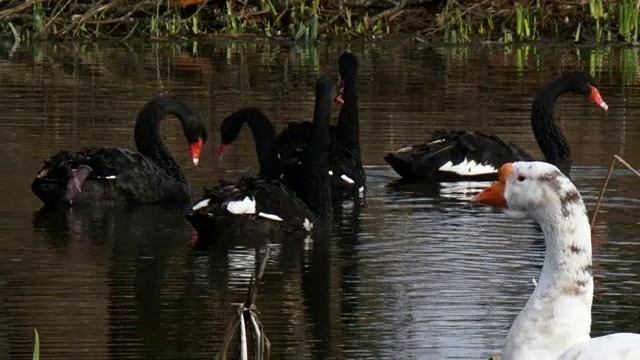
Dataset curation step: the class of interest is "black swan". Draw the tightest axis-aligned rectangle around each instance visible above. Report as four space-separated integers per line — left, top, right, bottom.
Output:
275 52 365 198
384 71 609 181
218 52 364 199
31 96 208 206
186 75 339 237
331 51 365 197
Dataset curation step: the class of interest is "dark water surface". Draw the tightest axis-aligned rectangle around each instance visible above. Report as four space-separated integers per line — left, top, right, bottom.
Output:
1 39 639 359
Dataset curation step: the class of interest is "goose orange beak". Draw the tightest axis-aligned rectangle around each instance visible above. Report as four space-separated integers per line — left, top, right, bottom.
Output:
589 85 608 111
471 163 512 209
472 182 507 208
218 144 230 158
190 137 204 166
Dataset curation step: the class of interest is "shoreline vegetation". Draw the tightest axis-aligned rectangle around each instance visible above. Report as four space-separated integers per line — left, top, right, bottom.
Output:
0 0 639 44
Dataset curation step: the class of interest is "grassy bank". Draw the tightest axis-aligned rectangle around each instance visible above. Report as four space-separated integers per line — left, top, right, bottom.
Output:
0 1 639 44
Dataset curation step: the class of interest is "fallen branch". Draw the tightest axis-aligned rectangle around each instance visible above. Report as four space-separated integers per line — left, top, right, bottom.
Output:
590 154 640 227
369 0 408 24
237 9 272 21
0 0 45 20
39 0 73 37
422 0 493 37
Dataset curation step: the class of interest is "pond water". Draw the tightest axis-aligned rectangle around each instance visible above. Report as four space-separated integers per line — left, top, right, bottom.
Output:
1 39 639 359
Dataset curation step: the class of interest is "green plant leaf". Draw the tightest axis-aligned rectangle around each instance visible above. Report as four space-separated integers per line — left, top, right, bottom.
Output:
33 328 39 360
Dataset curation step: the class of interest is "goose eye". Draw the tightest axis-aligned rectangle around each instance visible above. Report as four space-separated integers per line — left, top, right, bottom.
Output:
517 175 526 182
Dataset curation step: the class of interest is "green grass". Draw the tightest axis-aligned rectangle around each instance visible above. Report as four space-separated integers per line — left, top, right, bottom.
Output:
0 0 639 43
33 328 40 360
430 0 640 44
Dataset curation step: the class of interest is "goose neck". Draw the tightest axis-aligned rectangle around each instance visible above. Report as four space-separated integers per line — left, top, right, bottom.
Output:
531 200 593 308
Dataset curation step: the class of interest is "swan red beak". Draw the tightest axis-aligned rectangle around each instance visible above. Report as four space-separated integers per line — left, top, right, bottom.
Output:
218 144 230 158
190 137 204 166
471 163 512 209
589 85 608 111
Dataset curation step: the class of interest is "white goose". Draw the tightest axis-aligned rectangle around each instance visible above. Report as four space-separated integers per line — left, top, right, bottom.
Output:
472 161 640 360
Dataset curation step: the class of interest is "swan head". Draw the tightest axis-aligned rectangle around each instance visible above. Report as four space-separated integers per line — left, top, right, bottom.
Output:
184 116 206 166
316 75 340 101
338 52 357 101
218 108 271 158
339 52 358 79
472 161 586 222
567 71 608 111
189 138 204 166
183 113 207 167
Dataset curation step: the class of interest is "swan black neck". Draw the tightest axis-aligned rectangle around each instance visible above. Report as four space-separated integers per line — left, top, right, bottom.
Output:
134 96 204 183
337 53 360 156
222 108 277 177
530 76 576 174
299 76 336 218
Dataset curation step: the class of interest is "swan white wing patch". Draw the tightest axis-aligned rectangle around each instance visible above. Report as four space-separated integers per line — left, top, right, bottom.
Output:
303 218 314 231
438 159 497 176
226 196 256 214
340 174 355 184
426 138 446 146
258 212 283 221
395 145 413 153
192 198 211 211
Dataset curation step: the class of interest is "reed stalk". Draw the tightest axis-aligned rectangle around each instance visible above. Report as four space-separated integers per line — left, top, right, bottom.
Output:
33 328 40 360
590 155 640 228
216 248 271 360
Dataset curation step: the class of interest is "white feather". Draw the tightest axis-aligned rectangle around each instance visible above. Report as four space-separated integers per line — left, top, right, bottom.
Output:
426 138 446 146
258 212 283 221
340 174 355 184
192 198 210 211
226 196 256 214
558 333 640 360
303 218 314 231
395 145 413 153
105 175 117 179
438 159 497 176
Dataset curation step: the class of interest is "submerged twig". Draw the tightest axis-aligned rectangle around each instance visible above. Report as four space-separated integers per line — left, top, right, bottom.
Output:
216 247 271 360
591 154 640 227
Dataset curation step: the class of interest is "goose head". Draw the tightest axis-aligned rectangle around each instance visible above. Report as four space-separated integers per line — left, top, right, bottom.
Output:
472 161 586 223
